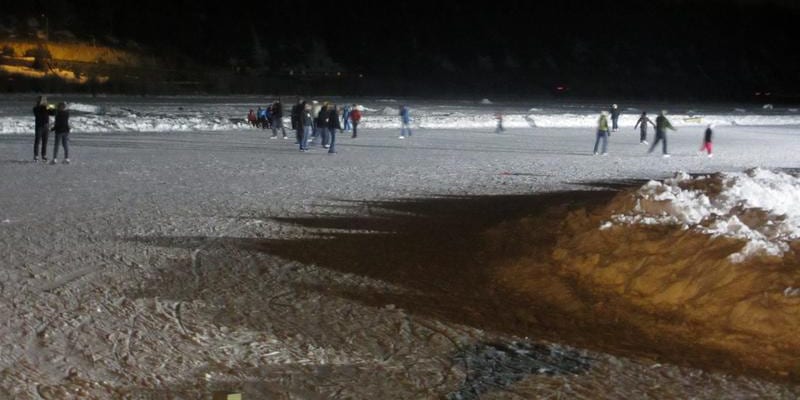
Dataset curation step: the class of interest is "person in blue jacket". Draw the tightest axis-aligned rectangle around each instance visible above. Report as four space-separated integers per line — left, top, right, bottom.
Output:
399 105 412 138
342 104 352 131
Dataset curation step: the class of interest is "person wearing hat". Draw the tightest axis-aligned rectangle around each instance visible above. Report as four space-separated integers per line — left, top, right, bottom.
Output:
610 104 621 132
649 110 676 157
32 95 56 162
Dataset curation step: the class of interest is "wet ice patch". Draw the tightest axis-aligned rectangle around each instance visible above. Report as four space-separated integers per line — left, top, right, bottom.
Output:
607 168 800 262
448 341 590 400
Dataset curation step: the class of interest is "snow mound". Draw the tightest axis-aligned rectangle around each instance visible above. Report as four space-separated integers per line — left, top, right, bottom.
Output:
607 168 800 262
480 98 493 105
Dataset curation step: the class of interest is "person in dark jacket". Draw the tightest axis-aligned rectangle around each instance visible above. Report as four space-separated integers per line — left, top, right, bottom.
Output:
270 100 287 139
318 102 330 147
50 102 71 164
33 95 55 162
633 111 655 144
699 123 714 157
326 104 342 154
350 104 362 138
299 102 314 152
342 104 352 131
649 110 676 157
291 99 304 143
610 104 621 132
399 105 412 138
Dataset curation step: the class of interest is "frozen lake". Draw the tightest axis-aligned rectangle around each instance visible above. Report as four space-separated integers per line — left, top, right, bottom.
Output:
1 96 799 398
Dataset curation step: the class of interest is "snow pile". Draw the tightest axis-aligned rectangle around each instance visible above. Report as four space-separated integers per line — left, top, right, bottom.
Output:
607 169 800 262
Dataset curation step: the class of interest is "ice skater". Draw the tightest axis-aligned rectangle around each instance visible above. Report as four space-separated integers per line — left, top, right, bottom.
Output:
291 99 304 144
610 104 621 132
350 104 362 138
33 95 55 162
399 105 412 138
270 100 287 139
299 102 313 152
633 111 655 144
326 104 342 154
699 123 714 157
247 109 257 127
50 102 71 164
649 110 676 157
594 111 611 155
342 103 352 131
495 112 505 133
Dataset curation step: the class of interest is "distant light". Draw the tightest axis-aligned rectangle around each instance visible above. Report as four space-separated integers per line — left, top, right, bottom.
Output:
358 74 363 78
755 92 761 96
336 72 341 76
765 92 772 96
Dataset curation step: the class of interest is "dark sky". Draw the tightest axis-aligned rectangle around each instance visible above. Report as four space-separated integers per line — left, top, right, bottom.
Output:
3 0 800 99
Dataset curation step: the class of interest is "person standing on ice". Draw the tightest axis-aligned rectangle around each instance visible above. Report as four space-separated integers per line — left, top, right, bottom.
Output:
256 106 267 129
593 111 611 155
270 100 287 139
495 112 505 133
342 104 352 131
291 99 304 144
50 102 71 164
699 123 714 157
247 109 257 127
310 100 323 141
33 95 55 162
610 104 621 132
399 105 412 138
633 111 655 144
649 110 676 157
299 102 314 152
350 104 362 138
318 102 330 147
326 103 342 153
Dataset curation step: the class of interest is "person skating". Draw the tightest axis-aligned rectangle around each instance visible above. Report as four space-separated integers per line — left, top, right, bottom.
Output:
495 112 505 133
342 104 352 131
610 104 621 132
256 106 268 129
326 104 342 154
247 109 258 127
593 111 611 155
318 102 330 147
649 110 676 157
350 104 362 138
33 95 56 162
699 123 714 157
310 100 322 141
299 102 314 152
399 105 412 138
270 100 287 139
50 102 71 164
291 99 304 144
633 111 655 144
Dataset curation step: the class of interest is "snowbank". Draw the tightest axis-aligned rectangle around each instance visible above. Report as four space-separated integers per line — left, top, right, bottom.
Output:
606 169 800 262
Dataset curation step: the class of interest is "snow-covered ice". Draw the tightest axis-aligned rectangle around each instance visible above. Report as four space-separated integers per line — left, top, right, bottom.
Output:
1 95 800 398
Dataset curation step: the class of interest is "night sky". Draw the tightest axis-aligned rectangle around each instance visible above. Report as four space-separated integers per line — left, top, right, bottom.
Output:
3 0 800 100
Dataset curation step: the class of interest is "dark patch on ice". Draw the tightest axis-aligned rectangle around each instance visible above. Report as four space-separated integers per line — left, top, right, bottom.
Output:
448 341 590 400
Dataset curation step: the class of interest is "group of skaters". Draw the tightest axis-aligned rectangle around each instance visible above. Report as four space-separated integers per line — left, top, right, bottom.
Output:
248 100 417 153
594 104 714 158
32 95 71 164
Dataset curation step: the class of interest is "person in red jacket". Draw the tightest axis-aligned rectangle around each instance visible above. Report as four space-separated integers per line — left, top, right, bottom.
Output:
247 109 257 127
350 104 362 138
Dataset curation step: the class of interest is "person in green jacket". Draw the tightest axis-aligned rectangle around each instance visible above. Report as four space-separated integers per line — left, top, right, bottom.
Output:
594 111 610 155
648 110 676 157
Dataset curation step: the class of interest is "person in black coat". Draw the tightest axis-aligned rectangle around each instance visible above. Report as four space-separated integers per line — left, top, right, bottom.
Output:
33 95 55 162
51 102 71 164
270 100 287 139
291 99 304 144
326 104 342 154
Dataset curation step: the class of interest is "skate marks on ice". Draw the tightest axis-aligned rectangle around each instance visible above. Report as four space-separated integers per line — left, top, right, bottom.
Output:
128 188 800 397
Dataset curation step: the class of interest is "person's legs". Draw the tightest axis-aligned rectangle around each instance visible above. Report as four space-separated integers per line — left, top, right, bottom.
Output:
62 133 69 159
52 133 61 159
662 134 668 154
328 128 337 153
40 127 49 160
34 126 43 159
648 134 661 153
640 129 647 143
601 132 608 154
352 121 358 138
593 131 602 154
